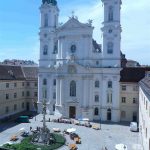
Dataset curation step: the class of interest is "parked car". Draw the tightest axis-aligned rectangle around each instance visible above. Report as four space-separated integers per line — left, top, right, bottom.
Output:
130 122 138 132
21 131 29 137
70 133 79 140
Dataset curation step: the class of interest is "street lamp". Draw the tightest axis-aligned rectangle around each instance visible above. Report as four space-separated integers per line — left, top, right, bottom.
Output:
32 99 38 121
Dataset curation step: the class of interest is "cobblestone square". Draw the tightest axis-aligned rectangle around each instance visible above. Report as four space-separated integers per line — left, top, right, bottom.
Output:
0 115 142 150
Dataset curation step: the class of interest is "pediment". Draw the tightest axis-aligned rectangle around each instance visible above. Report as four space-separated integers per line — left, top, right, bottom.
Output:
58 17 92 31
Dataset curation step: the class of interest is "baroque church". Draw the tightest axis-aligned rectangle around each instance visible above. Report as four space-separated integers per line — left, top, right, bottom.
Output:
38 0 122 122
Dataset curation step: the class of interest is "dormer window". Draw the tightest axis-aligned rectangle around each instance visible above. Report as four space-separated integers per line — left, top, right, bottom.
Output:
70 44 76 53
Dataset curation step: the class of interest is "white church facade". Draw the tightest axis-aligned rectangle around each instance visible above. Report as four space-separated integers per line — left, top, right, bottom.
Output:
38 0 122 122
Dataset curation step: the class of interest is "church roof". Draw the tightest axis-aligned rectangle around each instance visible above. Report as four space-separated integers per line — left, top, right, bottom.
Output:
120 67 150 83
42 0 57 6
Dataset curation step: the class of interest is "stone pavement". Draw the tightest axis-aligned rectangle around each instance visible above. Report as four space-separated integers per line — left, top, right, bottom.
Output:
0 114 142 150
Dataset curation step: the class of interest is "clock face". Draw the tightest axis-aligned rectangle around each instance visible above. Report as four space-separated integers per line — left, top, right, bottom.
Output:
70 45 76 53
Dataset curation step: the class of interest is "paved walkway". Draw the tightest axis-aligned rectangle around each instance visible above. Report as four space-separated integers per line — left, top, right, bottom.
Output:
0 114 142 150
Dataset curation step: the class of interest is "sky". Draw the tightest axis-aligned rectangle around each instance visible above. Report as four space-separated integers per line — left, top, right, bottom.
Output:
0 0 150 65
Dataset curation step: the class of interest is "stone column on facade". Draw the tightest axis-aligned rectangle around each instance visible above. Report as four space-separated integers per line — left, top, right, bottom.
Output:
112 75 120 122
89 79 93 107
59 77 64 106
55 75 64 117
56 78 60 106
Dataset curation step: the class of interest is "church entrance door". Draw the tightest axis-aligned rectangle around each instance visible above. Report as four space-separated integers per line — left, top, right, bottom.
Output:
107 109 111 121
69 106 76 118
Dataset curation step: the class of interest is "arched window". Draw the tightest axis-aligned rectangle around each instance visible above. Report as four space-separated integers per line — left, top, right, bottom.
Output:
70 80 76 97
95 80 99 88
107 42 113 54
95 95 99 102
44 14 48 27
70 44 76 53
53 79 56 86
53 41 58 54
108 81 112 88
43 45 48 55
43 79 47 85
108 6 113 21
53 104 55 111
94 108 99 116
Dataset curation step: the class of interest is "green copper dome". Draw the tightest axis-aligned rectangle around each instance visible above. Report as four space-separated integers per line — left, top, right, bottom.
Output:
42 0 57 6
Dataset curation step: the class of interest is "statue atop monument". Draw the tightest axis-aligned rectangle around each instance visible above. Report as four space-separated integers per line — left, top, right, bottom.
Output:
42 0 57 6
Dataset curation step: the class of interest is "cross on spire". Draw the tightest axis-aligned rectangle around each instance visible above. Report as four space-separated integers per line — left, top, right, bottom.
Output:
71 11 75 18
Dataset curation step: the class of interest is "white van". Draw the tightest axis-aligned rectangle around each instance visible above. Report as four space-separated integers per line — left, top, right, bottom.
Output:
130 122 138 132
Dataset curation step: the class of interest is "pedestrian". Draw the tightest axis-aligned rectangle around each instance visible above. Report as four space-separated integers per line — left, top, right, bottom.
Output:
30 126 32 131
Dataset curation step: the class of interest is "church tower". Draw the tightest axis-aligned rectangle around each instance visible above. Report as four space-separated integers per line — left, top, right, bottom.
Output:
101 0 122 67
38 0 59 114
39 0 59 67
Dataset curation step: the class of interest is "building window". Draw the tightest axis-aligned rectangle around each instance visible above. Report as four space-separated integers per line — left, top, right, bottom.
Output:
5 106 9 114
22 102 24 109
146 128 147 138
22 91 24 97
34 82 37 87
70 81 76 97
14 104 17 111
133 86 138 91
34 92 38 97
26 91 30 97
133 98 137 104
27 82 30 86
53 79 56 86
107 42 113 54
122 85 126 91
122 97 126 103
146 101 148 110
44 14 48 27
94 108 99 116
22 82 24 87
108 81 112 88
43 79 47 85
107 93 112 103
6 94 9 100
108 6 113 21
53 41 58 54
6 83 9 88
53 92 56 99
53 104 55 111
95 95 99 102
70 44 76 53
43 89 47 99
96 61 99 66
95 81 100 88
121 111 126 118
14 93 17 98
43 45 48 55
14 83 17 87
